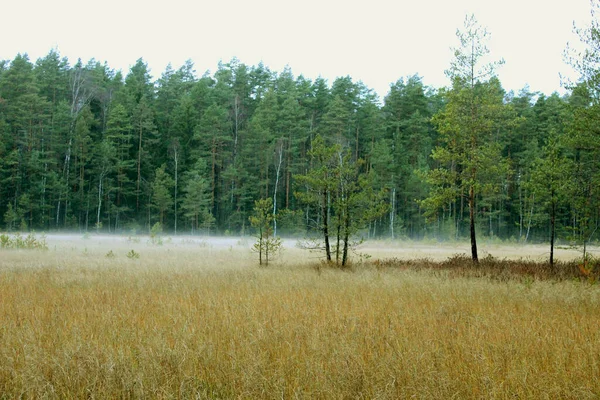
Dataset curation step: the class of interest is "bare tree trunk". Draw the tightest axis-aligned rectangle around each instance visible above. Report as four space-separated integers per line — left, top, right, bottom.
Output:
525 193 535 242
85 190 89 232
136 124 142 213
342 204 350 267
233 95 240 161
286 133 292 209
258 227 263 266
265 232 270 267
336 217 341 264
273 140 284 237
211 138 216 212
58 63 94 228
57 134 73 228
390 185 396 239
469 185 478 263
97 176 103 233
173 145 179 235
322 189 331 262
518 175 523 239
355 126 359 160
550 194 556 267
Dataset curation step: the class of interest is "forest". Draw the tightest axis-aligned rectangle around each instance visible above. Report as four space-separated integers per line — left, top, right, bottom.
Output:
0 15 599 254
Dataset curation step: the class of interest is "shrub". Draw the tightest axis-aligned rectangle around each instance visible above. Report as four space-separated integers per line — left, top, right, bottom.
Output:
0 233 48 250
126 249 140 259
149 222 163 245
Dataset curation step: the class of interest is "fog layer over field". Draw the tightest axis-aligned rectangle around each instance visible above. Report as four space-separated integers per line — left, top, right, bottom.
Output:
34 233 597 264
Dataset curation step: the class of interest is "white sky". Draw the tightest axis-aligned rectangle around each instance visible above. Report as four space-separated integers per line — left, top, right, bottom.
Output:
1 0 592 99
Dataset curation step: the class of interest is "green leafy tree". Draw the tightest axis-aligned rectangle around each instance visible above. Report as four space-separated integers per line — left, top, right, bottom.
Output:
121 58 157 220
334 151 387 266
71 105 95 228
320 95 351 144
93 140 117 232
0 54 48 229
506 88 540 241
565 85 600 257
381 75 436 238
105 102 134 229
246 89 278 199
3 203 18 231
564 2 600 257
277 94 308 211
295 135 386 267
151 164 174 227
194 103 232 224
181 159 213 234
423 15 507 262
132 96 157 216
295 135 339 262
529 133 573 266
16 193 33 231
249 197 282 266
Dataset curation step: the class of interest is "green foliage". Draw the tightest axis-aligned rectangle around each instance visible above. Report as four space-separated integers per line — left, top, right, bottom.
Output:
3 204 19 231
422 16 510 262
149 222 163 245
0 233 48 250
1 31 599 253
295 136 388 267
563 4 600 255
249 198 282 266
276 209 305 236
151 165 174 226
181 159 213 234
0 234 10 248
126 249 140 259
528 133 573 264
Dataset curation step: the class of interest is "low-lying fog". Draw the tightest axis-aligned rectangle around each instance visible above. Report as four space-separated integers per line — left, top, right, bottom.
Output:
36 233 595 262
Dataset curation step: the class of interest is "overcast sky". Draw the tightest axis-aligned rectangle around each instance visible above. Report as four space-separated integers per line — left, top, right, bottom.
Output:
1 0 592 99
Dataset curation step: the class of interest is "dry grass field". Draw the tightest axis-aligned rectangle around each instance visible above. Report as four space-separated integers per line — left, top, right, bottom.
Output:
0 234 599 398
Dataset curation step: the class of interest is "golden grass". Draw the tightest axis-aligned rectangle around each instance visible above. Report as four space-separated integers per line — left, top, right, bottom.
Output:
0 237 599 398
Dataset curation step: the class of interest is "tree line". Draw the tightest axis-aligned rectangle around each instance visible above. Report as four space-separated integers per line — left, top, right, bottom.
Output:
1 12 599 259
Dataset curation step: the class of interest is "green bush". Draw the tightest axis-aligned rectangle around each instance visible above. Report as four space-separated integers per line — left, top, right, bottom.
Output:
0 233 48 250
126 249 140 259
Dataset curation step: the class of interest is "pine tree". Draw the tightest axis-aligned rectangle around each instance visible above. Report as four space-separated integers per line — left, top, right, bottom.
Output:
93 140 117 232
564 1 600 256
193 103 232 225
530 133 573 265
105 102 134 230
423 15 508 262
249 197 282 266
295 135 386 266
151 164 174 227
181 159 212 234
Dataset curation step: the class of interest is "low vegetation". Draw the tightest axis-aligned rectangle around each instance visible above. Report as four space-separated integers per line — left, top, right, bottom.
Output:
0 232 48 250
373 253 600 283
0 238 599 398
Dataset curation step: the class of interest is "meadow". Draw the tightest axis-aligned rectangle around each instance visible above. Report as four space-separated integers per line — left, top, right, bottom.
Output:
0 234 599 399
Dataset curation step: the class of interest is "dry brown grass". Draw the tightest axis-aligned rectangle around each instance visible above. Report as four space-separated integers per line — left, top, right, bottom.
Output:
0 236 599 398
373 254 600 283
